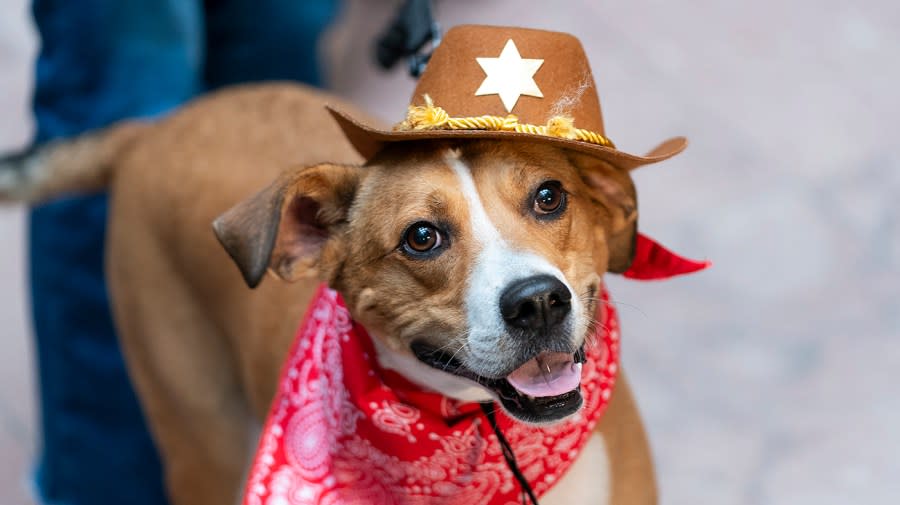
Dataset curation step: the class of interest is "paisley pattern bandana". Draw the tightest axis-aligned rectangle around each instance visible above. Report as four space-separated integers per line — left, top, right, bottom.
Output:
243 286 619 505
242 233 706 505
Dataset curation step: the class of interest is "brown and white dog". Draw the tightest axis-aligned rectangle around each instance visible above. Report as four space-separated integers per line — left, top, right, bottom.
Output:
1 26 702 505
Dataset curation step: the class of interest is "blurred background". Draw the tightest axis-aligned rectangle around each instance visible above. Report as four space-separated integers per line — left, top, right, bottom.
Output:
1 0 898 503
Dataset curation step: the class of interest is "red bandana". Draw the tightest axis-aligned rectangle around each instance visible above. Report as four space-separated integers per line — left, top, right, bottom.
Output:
243 234 707 505
243 286 618 505
623 234 712 281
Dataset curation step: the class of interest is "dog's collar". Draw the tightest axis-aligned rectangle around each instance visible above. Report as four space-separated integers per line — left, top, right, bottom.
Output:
243 284 620 505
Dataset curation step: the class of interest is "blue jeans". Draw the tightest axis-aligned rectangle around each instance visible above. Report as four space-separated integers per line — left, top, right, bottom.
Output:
29 1 338 504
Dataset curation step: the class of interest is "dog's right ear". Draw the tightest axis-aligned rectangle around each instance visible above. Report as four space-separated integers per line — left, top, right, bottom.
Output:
213 163 362 288
569 155 639 274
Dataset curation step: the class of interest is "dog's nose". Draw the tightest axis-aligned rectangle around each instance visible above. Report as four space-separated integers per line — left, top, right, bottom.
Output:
500 275 572 331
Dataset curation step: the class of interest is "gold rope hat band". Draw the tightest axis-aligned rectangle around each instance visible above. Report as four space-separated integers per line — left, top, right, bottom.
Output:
394 95 616 149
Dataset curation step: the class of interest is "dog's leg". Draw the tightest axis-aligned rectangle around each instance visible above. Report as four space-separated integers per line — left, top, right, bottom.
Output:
598 372 658 504
106 215 252 505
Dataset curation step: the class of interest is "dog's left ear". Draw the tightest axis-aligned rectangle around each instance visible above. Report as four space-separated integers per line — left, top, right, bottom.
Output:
573 157 638 273
213 163 362 288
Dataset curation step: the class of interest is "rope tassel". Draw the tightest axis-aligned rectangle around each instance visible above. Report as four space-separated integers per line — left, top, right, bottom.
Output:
395 94 615 148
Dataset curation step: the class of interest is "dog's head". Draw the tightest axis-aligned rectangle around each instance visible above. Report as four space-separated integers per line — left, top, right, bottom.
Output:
214 140 638 423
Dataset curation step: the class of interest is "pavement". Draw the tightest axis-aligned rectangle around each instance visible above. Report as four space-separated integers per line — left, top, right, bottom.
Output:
1 0 898 503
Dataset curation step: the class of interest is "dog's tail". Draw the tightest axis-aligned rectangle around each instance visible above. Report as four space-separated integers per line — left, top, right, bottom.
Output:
0 121 149 203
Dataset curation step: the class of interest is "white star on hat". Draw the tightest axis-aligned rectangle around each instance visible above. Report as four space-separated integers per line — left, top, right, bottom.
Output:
475 39 544 113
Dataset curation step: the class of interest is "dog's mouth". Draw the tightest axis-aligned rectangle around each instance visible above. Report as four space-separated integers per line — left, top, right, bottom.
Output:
411 342 587 423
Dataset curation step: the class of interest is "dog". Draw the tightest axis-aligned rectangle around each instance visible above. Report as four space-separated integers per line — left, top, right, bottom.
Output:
2 26 706 505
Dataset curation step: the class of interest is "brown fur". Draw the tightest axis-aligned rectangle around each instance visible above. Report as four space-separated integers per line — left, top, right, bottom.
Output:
215 139 639 364
5 83 655 504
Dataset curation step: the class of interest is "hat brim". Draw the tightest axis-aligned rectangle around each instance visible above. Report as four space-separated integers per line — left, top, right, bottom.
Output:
327 106 687 170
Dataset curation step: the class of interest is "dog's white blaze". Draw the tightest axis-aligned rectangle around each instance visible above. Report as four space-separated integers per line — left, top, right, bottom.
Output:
446 151 584 375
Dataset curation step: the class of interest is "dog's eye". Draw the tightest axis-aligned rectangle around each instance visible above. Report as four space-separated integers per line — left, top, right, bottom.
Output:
533 181 566 216
403 222 443 255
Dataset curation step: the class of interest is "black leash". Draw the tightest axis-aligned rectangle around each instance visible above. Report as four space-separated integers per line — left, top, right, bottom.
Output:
480 403 540 505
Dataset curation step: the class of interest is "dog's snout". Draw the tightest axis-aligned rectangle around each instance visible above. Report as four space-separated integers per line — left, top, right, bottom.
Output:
500 275 572 331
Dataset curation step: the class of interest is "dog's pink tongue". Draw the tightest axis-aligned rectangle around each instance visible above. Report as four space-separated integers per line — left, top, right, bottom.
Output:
506 351 582 397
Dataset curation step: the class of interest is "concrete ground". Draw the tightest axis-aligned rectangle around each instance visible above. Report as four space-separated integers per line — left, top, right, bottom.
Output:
1 0 898 503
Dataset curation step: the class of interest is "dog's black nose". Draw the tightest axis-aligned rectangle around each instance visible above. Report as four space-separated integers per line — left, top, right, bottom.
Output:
500 275 572 331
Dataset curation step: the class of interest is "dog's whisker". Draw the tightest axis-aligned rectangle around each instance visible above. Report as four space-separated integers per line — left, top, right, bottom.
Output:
577 289 645 314
429 339 463 354
600 298 648 318
440 340 470 372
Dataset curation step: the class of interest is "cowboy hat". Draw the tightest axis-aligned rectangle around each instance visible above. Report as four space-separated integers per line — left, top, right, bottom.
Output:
328 24 687 170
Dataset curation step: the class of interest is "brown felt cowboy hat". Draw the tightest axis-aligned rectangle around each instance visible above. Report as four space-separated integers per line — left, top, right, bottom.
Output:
327 24 687 169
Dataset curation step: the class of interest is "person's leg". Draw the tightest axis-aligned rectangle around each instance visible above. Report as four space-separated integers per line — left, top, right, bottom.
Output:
202 0 340 89
29 2 202 504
